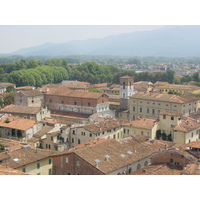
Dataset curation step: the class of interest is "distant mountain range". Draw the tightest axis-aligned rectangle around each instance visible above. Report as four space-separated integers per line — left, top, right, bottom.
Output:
9 25 200 57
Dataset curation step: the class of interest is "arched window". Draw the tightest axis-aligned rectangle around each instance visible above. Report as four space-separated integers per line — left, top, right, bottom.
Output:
137 164 141 170
144 161 148 166
128 168 132 174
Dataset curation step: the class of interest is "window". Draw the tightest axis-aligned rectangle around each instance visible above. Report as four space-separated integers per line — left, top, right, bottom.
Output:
147 108 149 113
140 107 142 113
88 102 91 106
166 104 168 106
78 139 81 144
72 138 74 143
144 161 148 166
137 164 141 170
49 159 52 165
49 99 52 103
123 82 125 89
49 168 52 175
46 144 48 148
61 100 64 104
81 132 85 136
22 168 26 172
89 133 92 137
76 160 80 166
66 157 69 163
152 109 155 115
128 168 132 174
37 173 41 175
51 136 53 141
37 163 40 169
133 107 135 112
170 158 173 164
32 100 34 103
191 132 193 138
163 115 166 119
66 138 68 142
74 101 77 105
49 144 51 149
72 130 75 135
113 134 116 139
171 116 174 120
141 131 144 135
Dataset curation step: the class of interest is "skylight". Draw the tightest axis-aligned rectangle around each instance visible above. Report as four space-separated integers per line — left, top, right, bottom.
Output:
94 159 101 163
120 154 126 158
127 151 133 155
105 155 111 158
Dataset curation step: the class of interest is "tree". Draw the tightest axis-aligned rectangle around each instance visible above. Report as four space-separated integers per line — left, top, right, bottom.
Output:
88 88 102 93
6 85 15 92
4 91 15 106
27 60 39 69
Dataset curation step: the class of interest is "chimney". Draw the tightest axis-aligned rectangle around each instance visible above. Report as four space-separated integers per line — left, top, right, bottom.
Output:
94 163 98 168
105 157 108 161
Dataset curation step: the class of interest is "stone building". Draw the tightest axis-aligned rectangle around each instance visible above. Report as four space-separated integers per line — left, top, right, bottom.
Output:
0 145 56 175
129 91 200 120
52 137 175 175
119 76 135 110
0 114 43 142
44 88 114 119
14 89 44 107
0 104 50 121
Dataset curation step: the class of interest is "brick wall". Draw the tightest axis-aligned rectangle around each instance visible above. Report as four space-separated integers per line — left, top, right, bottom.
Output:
52 153 103 175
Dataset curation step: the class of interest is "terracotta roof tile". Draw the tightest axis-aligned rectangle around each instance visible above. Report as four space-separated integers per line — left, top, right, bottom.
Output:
173 117 200 132
130 164 183 175
17 90 43 97
0 165 28 175
46 88 107 99
0 146 58 169
0 104 41 115
78 117 127 134
34 125 53 138
0 115 36 131
130 92 199 103
72 139 174 174
123 118 158 130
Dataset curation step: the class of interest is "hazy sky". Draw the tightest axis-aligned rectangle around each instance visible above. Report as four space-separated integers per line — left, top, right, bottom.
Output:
0 25 164 53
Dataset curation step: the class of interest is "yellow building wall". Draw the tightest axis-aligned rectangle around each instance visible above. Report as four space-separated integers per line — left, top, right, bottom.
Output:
173 129 199 145
17 157 53 175
123 125 157 139
107 156 151 175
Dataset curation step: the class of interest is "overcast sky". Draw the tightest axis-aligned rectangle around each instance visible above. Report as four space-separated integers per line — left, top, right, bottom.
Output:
0 25 165 53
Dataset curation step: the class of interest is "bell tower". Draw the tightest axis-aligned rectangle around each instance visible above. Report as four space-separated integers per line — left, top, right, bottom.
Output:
120 76 134 110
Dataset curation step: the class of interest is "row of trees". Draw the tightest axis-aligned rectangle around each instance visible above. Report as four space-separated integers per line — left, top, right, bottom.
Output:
7 66 68 87
0 59 199 87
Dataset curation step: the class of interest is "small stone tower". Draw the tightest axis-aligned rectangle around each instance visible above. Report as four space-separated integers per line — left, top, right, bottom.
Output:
120 76 134 110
